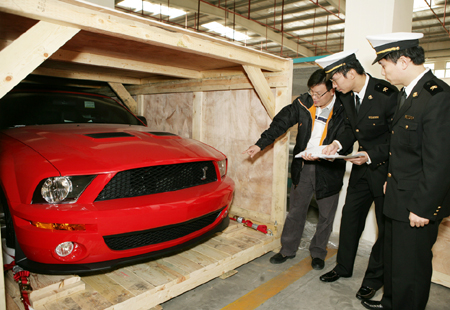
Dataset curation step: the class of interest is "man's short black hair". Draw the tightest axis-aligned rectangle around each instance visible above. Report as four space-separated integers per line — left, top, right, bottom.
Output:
382 46 425 65
330 58 365 78
308 69 333 91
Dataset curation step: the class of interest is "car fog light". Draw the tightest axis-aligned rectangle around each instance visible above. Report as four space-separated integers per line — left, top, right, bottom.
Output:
55 242 74 257
41 177 73 203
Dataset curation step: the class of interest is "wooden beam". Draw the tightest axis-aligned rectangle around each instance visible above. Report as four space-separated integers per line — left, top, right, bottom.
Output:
271 61 293 228
32 67 143 84
50 49 202 79
242 65 275 119
0 20 79 98
121 73 288 96
192 91 203 141
326 0 346 15
108 82 138 114
0 0 288 72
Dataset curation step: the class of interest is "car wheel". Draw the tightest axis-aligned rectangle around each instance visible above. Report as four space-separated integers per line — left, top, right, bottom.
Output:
0 190 15 249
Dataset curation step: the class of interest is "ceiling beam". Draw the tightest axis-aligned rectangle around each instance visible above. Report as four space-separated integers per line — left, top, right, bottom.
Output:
325 0 346 15
155 0 314 57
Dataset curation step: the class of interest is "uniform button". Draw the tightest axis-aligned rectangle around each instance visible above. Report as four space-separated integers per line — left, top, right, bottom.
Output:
373 123 376 126
359 146 363 149
434 213 438 216
438 206 442 209
356 129 360 132
389 152 392 155
405 125 409 129
392 130 394 134
388 173 392 177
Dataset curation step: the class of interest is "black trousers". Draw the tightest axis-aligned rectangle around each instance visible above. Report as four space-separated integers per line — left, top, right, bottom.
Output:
381 217 441 310
334 174 385 290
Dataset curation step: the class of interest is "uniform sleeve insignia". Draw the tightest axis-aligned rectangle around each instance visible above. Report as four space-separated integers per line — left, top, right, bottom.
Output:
424 80 443 95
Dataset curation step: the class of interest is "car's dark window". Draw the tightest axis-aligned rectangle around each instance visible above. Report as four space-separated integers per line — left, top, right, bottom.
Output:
0 92 143 129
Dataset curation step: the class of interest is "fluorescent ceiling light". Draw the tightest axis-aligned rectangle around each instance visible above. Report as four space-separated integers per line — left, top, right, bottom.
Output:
117 0 186 19
203 22 250 41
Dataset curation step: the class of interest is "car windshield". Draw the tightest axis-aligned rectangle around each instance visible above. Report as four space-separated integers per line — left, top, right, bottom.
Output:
0 91 143 129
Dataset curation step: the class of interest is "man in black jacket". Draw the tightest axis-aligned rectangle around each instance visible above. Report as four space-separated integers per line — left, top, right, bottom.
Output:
316 50 398 301
243 69 347 270
361 32 450 310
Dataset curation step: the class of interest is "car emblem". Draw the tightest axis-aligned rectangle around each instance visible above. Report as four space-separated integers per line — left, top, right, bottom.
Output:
201 166 208 180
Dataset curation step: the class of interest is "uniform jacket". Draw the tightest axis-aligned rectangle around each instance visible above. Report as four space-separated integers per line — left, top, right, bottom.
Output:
255 92 346 200
384 71 450 222
337 75 398 196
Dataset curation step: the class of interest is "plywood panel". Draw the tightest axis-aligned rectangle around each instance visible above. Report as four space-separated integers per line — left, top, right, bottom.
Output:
142 93 194 139
202 89 275 219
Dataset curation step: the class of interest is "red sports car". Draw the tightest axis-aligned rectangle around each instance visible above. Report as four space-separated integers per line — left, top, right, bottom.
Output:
0 88 234 274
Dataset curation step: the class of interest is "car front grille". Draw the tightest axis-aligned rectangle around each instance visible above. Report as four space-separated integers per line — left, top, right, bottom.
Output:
95 161 217 201
103 207 225 250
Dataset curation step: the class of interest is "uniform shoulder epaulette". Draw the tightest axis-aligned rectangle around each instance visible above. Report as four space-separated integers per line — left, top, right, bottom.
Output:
424 80 443 95
374 83 397 96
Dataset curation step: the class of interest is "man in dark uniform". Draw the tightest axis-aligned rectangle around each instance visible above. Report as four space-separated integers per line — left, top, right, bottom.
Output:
361 32 450 310
315 50 398 301
243 69 347 270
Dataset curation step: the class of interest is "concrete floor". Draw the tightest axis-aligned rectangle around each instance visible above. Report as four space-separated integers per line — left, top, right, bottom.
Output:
160 209 450 310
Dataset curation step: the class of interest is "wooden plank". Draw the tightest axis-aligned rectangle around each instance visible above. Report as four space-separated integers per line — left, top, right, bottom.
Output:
161 255 203 274
108 82 138 114
0 20 79 99
43 296 82 310
106 268 155 296
51 49 202 79
31 281 85 309
243 65 276 119
32 66 143 84
127 262 181 287
5 291 21 310
0 0 288 72
206 237 242 255
28 274 81 302
213 235 253 251
177 249 218 267
67 283 113 310
105 236 280 310
192 91 203 141
82 274 134 305
191 243 232 261
271 62 293 227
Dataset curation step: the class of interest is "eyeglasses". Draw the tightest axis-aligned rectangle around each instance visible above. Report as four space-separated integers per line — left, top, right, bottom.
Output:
308 89 329 98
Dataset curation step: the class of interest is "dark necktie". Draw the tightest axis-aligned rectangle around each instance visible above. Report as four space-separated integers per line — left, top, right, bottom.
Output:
399 90 407 109
355 95 361 115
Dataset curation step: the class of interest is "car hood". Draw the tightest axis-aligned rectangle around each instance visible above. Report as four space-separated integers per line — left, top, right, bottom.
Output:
3 124 224 175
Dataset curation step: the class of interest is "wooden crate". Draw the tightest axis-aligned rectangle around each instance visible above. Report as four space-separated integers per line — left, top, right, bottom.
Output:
6 222 280 309
0 0 292 308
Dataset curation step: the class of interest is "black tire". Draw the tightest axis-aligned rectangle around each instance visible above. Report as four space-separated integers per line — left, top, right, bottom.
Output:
0 190 15 249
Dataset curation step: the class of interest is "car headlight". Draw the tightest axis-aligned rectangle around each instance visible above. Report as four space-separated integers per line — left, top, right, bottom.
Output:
33 175 96 204
217 159 227 178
